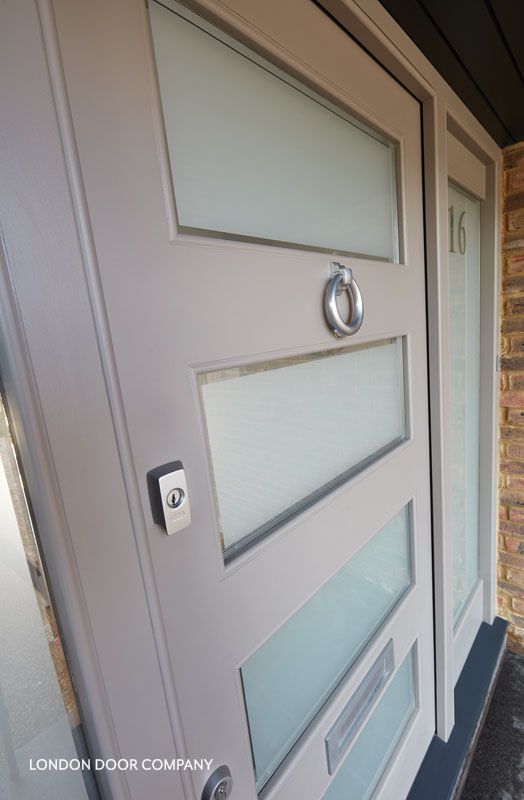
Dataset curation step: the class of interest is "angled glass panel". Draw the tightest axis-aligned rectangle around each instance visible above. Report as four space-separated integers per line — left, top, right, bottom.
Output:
199 338 407 559
323 647 416 800
150 0 399 260
448 183 480 625
240 506 412 790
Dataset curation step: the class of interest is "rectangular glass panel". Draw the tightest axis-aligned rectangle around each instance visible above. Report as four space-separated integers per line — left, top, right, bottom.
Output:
0 395 98 799
150 0 399 260
323 647 416 800
448 184 481 624
199 338 407 558
240 506 412 790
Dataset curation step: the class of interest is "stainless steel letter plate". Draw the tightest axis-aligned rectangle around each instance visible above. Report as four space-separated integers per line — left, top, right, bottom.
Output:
325 639 395 775
147 460 192 535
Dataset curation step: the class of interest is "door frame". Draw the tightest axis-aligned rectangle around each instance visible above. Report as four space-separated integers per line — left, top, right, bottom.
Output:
0 3 500 800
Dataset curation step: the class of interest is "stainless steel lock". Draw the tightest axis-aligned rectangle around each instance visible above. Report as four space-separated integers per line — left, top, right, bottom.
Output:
166 487 185 508
146 461 191 535
201 765 233 800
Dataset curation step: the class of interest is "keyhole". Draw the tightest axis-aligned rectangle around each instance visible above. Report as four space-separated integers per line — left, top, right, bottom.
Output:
166 487 185 508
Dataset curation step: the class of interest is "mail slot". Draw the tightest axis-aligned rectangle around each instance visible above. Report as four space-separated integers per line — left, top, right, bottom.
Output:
325 639 395 775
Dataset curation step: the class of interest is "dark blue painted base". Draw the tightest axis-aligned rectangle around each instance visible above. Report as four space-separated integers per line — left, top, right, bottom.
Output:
407 616 508 800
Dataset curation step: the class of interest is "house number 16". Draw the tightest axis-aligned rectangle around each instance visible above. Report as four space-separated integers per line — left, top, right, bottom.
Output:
448 205 466 254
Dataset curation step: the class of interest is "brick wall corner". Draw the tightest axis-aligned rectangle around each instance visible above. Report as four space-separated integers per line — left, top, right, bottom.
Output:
498 140 524 653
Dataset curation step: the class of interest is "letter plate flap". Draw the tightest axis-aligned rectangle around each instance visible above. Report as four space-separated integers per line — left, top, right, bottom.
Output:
325 639 395 775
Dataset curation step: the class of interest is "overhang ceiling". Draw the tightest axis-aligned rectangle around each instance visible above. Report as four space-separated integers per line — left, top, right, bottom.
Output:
377 0 524 147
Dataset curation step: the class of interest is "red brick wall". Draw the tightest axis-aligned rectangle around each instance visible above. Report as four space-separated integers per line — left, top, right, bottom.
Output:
498 142 524 654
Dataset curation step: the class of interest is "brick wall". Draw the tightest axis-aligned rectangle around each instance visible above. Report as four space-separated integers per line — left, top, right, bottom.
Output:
498 142 524 654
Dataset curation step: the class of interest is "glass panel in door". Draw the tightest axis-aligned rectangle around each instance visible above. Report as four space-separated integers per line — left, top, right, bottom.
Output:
200 338 407 559
448 183 481 624
241 506 412 790
150 0 400 260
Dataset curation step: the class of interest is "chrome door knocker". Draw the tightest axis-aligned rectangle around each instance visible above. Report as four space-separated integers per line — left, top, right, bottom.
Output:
324 262 364 338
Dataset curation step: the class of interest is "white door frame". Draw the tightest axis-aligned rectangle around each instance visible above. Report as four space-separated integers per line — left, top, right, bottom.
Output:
0 4 500 800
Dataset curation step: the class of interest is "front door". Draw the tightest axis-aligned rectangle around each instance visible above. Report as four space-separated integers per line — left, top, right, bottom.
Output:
51 0 435 797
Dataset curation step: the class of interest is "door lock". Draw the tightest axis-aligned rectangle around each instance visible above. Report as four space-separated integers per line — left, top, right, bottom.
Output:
147 461 191 535
201 765 233 800
166 487 185 508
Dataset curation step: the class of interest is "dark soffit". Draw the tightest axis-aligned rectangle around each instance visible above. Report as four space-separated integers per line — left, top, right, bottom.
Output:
378 0 524 147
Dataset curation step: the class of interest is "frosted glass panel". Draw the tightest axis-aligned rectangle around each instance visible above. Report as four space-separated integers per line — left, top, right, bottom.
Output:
323 648 415 800
150 1 399 260
448 184 480 624
241 507 411 790
199 338 406 557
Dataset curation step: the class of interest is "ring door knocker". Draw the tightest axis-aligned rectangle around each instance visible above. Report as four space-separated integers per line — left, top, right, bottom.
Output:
324 262 364 338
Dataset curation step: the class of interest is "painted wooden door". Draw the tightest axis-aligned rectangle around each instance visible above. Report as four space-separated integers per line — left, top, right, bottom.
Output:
48 0 435 797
